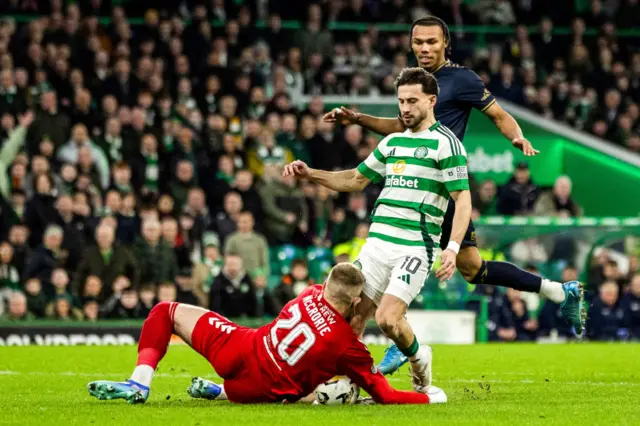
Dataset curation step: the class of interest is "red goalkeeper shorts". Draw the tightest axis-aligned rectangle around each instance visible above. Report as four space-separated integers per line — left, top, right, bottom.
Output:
190 311 278 403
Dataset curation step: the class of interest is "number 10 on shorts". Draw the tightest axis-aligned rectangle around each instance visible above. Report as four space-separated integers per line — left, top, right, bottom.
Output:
398 256 422 284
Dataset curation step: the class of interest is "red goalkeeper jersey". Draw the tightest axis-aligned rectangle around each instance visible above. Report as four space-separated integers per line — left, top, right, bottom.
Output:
253 285 428 404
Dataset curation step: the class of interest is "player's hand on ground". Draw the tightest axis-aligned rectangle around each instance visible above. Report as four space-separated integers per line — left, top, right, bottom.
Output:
511 137 539 156
436 249 457 281
322 106 358 126
283 160 311 179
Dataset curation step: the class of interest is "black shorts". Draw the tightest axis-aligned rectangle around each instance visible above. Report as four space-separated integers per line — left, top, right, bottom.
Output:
439 199 477 249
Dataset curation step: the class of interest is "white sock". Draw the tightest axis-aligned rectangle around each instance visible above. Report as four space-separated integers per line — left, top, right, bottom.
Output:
130 365 155 388
409 345 429 367
216 384 228 401
539 279 565 304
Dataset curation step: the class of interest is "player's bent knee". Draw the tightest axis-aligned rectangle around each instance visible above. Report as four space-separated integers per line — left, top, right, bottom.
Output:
375 310 401 338
146 301 174 321
457 247 483 282
172 303 210 346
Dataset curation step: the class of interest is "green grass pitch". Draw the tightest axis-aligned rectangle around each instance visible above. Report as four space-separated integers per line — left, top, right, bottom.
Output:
1 344 639 425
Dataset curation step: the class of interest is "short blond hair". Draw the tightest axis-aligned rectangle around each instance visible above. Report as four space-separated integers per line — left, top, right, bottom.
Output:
325 263 365 306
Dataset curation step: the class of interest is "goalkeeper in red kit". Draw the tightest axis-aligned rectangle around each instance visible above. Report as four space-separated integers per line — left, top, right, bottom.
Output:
87 263 447 405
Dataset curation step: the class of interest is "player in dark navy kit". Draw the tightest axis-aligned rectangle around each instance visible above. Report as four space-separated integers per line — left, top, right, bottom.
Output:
324 16 586 374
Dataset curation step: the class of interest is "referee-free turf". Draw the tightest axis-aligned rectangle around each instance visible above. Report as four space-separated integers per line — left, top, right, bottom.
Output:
1 343 638 425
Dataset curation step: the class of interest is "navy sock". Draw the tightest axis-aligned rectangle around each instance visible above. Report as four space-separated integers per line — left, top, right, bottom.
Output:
471 260 542 293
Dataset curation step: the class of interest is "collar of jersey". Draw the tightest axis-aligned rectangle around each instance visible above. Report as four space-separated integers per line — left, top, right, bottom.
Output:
432 60 451 74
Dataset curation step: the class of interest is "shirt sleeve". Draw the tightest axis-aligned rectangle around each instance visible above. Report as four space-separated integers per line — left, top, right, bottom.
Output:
437 128 470 193
456 69 496 112
337 338 429 405
356 137 390 184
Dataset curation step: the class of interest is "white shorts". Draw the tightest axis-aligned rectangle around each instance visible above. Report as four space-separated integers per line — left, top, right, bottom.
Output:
355 237 434 306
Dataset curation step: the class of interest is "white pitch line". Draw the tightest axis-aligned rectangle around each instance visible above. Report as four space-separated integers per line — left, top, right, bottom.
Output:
386 377 640 387
1 371 639 387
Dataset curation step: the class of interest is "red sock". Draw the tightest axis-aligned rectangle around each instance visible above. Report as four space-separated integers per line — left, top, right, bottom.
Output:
136 302 178 369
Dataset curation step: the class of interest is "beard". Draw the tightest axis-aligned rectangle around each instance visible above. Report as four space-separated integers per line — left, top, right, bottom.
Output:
402 114 427 130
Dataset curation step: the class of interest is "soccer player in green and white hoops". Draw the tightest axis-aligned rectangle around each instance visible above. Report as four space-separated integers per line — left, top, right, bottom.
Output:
283 67 471 393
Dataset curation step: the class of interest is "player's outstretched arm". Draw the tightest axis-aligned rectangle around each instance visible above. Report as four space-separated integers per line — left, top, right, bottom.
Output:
283 160 370 192
483 102 539 157
342 359 429 404
323 107 405 136
436 190 472 281
337 344 429 405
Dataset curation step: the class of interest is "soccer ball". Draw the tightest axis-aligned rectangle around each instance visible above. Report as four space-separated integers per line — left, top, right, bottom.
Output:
314 376 360 405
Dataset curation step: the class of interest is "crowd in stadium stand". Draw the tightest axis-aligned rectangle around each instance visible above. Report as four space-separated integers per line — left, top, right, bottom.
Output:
0 1 638 341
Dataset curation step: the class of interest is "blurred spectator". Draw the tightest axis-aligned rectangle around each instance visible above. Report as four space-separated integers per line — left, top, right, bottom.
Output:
472 0 516 25
214 191 243 244
472 180 498 217
247 128 293 178
274 258 314 307
79 275 103 306
23 224 67 285
209 253 258 318
138 284 156 318
157 282 178 304
620 274 640 339
253 272 280 317
506 288 538 341
209 154 236 210
497 162 540 216
44 268 74 313
170 160 197 211
73 223 138 297
133 218 178 286
587 281 624 341
224 211 270 277
24 277 46 318
333 221 369 262
277 113 310 165
624 255 639 284
83 300 100 322
297 4 333 61
232 169 264 224
468 285 517 342
24 173 59 247
174 266 206 306
27 91 71 153
161 216 191 270
57 124 110 189
7 225 30 276
259 166 308 245
0 112 32 203
489 63 524 104
103 286 144 319
131 133 164 196
1 291 35 321
193 232 222 296
534 176 583 217
589 253 624 291
0 241 20 291
183 188 214 236
54 194 85 265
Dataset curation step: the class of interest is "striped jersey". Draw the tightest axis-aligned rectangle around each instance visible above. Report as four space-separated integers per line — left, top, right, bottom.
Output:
356 121 469 248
